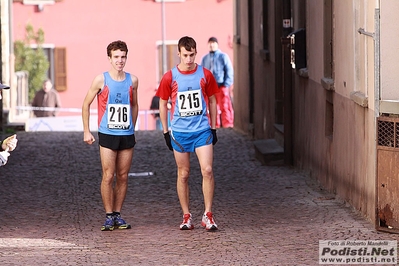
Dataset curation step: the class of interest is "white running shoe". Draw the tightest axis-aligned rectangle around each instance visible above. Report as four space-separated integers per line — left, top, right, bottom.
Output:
201 212 218 230
180 213 194 230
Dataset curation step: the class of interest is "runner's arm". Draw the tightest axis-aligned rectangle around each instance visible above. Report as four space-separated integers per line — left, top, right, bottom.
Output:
159 99 169 133
156 71 172 133
208 95 217 129
82 74 103 144
131 75 139 128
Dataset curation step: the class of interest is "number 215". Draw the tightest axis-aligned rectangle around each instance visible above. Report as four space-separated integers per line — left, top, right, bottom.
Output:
179 92 200 109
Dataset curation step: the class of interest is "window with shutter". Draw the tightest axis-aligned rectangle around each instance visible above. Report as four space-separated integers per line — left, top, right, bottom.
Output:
30 45 67 91
54 47 67 92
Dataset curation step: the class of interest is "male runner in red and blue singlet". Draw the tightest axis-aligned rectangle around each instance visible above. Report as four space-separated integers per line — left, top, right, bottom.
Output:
82 40 139 231
156 36 219 231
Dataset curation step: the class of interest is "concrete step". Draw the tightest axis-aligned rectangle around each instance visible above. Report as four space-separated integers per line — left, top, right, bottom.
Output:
253 138 284 166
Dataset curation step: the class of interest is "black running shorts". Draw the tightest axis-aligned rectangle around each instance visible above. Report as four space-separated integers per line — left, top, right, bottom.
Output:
98 132 136 150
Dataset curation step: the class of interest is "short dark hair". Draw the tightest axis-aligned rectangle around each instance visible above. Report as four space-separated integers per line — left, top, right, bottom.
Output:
178 36 197 53
43 78 52 84
208 37 218 43
107 40 128 57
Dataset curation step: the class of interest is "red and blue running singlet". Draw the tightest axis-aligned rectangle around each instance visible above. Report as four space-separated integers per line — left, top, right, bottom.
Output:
157 65 218 133
97 72 135 136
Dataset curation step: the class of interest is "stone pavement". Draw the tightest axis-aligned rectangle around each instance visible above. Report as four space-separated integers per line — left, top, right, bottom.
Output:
0 129 397 266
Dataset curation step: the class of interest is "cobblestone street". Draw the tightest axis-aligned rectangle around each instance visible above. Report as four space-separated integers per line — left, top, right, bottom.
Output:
0 129 396 265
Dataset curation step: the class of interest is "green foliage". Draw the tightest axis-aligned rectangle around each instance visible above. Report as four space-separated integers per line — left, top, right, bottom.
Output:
14 24 49 102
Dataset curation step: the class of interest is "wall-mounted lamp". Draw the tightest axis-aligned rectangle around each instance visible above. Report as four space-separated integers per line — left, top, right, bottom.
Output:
37 4 44 12
23 0 55 12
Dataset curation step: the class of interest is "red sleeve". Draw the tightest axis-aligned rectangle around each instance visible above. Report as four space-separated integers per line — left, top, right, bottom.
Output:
203 68 219 97
156 71 172 100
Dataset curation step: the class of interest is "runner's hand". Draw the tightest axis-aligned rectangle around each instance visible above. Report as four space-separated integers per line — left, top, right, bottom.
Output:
84 131 95 145
2 134 17 151
163 132 173 151
211 129 218 145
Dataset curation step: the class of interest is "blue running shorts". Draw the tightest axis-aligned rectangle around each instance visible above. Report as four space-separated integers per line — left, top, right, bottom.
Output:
171 128 213 153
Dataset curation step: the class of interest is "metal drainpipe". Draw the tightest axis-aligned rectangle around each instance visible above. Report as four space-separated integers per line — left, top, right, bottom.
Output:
0 0 3 133
357 2 380 229
161 0 167 75
374 8 380 118
282 0 292 165
248 0 254 135
374 2 381 231
357 9 380 115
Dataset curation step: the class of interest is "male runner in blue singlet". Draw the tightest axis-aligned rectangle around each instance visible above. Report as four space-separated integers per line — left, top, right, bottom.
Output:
82 40 139 231
156 36 219 230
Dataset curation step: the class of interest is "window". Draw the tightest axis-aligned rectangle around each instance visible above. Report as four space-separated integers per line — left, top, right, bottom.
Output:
33 44 67 91
54 48 67 91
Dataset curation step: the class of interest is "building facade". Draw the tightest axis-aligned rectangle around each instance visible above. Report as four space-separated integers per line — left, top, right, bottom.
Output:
2 0 233 130
234 0 399 232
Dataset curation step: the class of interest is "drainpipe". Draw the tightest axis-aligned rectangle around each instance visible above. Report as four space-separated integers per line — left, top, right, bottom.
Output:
282 0 292 165
374 6 380 117
0 0 4 133
161 0 167 74
358 5 380 117
374 0 381 232
357 0 380 230
248 0 254 135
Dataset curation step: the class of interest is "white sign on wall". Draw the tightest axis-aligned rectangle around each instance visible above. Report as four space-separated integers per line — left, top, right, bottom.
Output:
26 116 99 132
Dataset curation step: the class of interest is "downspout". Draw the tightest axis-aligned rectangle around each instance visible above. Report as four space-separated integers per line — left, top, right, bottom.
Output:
357 5 380 117
374 0 381 232
0 0 4 133
374 0 381 231
8 0 12 57
282 0 292 165
357 0 380 230
161 0 167 75
248 0 254 135
374 5 380 117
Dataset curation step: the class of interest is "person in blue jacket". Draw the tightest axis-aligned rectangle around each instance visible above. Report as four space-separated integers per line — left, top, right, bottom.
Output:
201 37 234 128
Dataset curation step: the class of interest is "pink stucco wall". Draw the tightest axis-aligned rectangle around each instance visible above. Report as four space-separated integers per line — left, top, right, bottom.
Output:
12 0 233 130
